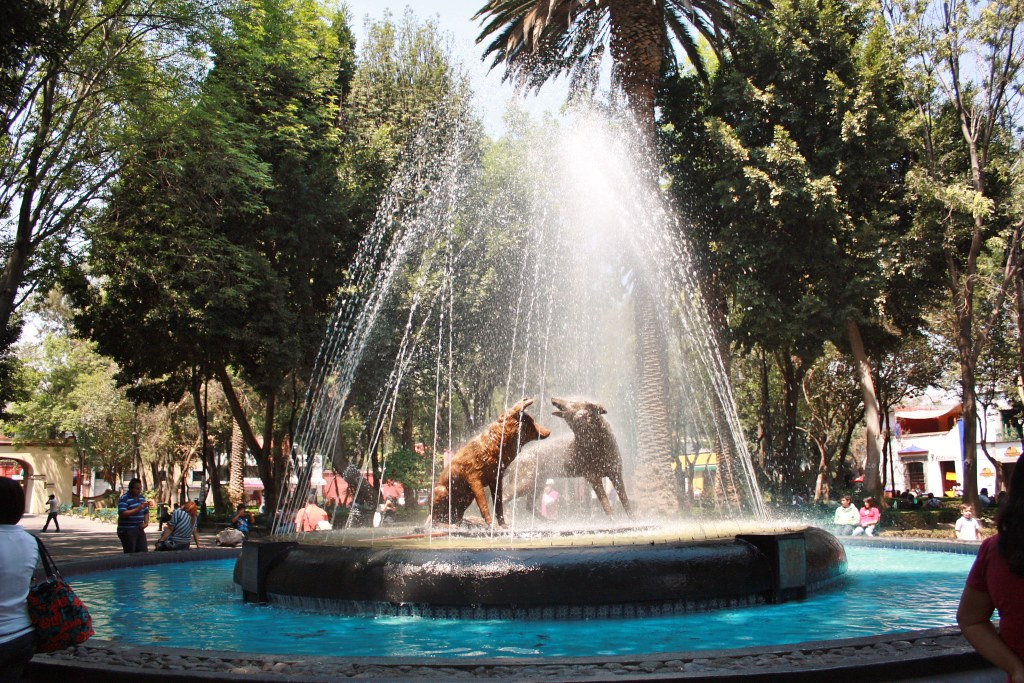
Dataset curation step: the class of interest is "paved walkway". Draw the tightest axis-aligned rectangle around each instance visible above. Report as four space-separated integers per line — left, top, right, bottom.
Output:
22 512 228 563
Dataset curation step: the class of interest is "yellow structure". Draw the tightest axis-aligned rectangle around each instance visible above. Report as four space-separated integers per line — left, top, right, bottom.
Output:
674 452 718 496
0 436 74 514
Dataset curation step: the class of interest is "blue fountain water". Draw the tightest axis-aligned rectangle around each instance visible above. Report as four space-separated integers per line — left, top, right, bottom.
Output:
71 545 971 657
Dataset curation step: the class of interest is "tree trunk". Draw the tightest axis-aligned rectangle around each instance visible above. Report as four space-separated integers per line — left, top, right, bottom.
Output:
189 374 226 512
758 350 772 470
0 75 52 344
215 365 278 512
1015 270 1024 407
229 418 246 507
775 353 806 493
631 284 680 517
813 438 830 503
848 320 883 501
608 0 665 132
402 388 415 450
956 295 980 511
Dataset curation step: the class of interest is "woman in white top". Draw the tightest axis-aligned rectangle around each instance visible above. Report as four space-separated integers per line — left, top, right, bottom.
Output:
0 476 40 678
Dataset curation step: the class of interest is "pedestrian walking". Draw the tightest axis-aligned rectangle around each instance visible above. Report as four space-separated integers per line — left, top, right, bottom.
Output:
41 493 60 532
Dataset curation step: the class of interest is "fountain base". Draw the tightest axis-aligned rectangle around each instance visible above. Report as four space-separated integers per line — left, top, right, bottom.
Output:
234 525 845 618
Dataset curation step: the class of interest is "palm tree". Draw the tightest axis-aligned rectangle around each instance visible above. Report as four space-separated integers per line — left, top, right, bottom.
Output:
475 0 766 516
475 0 766 130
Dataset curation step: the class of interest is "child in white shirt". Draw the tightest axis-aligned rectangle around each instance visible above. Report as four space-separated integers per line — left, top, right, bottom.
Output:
955 505 982 541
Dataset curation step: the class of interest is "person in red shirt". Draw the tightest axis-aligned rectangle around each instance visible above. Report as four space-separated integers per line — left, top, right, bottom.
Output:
294 495 329 532
959 459 1024 683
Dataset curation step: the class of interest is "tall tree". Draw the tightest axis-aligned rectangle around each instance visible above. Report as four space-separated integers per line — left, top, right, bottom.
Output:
885 0 1024 510
3 326 138 489
0 0 212 394
661 0 925 500
78 0 361 513
474 0 766 127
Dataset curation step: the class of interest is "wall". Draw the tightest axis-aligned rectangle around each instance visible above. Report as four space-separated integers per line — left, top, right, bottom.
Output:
0 438 74 514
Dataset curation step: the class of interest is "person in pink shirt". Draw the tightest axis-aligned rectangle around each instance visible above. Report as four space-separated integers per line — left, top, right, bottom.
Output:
959 461 1024 682
294 495 329 532
851 496 880 536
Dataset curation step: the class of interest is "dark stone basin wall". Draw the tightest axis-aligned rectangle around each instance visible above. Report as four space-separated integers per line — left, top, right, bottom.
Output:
235 527 847 618
805 526 848 585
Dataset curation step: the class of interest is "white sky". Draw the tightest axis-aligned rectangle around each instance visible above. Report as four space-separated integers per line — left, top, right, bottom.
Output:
342 0 569 136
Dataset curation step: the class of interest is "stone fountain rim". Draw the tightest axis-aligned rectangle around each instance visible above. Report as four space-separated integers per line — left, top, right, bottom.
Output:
26 536 994 682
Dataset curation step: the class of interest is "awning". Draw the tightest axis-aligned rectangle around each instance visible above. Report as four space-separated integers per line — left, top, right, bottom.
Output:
895 406 961 421
898 443 929 455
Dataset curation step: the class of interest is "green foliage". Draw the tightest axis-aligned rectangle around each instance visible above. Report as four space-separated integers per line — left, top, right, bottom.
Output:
663 0 918 359
3 326 138 480
75 0 475 512
80 0 360 401
0 0 217 403
381 448 432 491
341 9 472 227
659 0 929 499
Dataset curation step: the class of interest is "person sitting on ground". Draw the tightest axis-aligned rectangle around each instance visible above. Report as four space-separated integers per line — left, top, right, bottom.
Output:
958 457 1024 682
851 497 880 536
833 495 859 535
294 495 329 532
924 493 942 508
980 488 994 508
155 501 200 551
956 504 983 541
230 503 253 536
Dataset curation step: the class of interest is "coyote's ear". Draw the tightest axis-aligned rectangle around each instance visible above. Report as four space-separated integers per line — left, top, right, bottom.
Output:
510 398 534 413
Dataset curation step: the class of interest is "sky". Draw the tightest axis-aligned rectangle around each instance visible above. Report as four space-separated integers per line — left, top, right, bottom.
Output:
341 0 569 135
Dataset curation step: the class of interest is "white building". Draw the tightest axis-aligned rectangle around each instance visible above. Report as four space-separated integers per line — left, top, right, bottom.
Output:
890 404 1020 496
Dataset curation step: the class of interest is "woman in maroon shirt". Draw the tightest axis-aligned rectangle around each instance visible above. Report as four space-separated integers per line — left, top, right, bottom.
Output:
959 459 1024 682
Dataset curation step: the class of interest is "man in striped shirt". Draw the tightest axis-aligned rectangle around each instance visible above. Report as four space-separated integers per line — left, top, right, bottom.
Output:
117 478 151 553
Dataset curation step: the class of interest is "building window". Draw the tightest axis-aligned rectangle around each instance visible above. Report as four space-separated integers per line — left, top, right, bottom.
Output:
906 462 925 492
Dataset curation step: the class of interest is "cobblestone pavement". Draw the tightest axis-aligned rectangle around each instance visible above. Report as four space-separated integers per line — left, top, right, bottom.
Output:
17 515 1008 682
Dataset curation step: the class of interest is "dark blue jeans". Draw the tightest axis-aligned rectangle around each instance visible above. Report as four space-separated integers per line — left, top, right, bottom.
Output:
117 525 147 553
41 512 60 531
0 629 36 681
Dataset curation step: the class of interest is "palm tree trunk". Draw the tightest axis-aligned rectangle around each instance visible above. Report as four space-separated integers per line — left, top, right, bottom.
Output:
229 418 246 507
608 0 665 132
632 283 681 517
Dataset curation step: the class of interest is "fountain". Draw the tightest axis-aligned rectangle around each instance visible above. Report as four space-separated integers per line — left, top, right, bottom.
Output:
233 100 847 616
31 102 991 683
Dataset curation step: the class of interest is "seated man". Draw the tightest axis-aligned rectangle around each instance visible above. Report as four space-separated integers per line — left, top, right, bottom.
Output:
978 488 993 507
833 495 859 535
